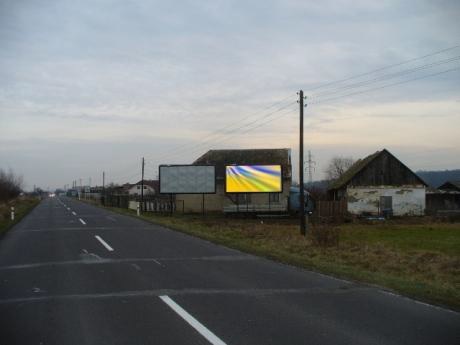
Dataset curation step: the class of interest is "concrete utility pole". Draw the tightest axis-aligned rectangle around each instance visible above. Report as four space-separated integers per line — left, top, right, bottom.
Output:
140 157 145 213
299 90 307 236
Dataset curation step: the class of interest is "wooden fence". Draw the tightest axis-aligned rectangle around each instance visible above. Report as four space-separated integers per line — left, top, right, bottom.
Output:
311 199 348 222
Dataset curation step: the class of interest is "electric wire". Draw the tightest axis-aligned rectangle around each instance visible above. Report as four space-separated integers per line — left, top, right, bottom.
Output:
307 44 460 92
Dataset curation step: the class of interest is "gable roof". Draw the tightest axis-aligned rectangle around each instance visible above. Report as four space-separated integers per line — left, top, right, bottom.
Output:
194 148 291 166
438 180 460 191
328 149 427 190
193 148 291 179
133 180 159 190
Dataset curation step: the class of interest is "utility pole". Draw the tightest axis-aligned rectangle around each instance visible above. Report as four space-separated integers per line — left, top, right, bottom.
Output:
140 157 145 213
102 171 105 205
299 90 306 236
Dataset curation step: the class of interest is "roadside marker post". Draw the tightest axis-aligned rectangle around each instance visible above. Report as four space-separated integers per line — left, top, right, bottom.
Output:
137 203 140 216
10 207 14 221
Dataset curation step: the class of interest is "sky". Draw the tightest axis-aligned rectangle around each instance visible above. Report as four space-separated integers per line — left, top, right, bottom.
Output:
0 0 459 190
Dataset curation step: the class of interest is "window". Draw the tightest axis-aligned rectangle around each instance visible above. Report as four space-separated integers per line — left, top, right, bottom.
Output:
136 185 140 189
269 193 280 203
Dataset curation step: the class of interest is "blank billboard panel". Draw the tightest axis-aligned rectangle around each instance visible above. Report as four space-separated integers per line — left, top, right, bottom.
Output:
226 165 282 193
160 165 216 194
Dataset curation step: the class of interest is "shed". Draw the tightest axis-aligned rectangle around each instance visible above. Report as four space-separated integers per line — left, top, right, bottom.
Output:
328 149 427 216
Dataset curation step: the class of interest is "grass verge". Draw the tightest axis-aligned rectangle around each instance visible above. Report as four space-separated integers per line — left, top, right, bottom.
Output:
0 197 40 236
81 199 460 311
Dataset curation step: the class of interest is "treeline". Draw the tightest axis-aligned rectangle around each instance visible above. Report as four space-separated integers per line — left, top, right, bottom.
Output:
0 169 23 202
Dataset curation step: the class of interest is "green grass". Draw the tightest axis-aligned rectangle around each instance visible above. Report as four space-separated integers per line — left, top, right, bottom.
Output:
81 200 460 310
0 197 40 236
339 223 460 256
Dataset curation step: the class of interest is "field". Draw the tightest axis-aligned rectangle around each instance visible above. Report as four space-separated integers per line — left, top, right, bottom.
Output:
112 209 460 310
0 197 40 236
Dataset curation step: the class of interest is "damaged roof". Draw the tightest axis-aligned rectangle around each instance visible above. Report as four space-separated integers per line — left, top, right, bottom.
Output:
328 149 427 190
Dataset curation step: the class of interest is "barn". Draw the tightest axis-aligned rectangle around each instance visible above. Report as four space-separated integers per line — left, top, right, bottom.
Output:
328 149 427 216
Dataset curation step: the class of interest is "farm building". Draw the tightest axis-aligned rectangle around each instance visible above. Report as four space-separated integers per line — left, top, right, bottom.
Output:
438 181 460 192
328 149 427 216
175 148 292 213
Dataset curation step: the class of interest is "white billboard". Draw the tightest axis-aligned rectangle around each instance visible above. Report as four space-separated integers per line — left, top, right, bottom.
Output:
159 165 216 194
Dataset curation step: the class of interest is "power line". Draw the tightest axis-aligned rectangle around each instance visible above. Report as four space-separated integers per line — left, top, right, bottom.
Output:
146 94 295 162
307 44 460 92
310 66 460 105
148 100 297 164
312 55 460 98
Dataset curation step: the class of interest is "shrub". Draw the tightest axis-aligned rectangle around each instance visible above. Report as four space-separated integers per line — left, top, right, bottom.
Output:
309 224 340 247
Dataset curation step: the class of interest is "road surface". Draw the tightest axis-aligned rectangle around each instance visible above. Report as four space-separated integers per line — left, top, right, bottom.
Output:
0 196 458 344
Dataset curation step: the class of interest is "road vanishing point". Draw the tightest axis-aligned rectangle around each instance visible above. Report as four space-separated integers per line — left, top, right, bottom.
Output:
0 197 458 344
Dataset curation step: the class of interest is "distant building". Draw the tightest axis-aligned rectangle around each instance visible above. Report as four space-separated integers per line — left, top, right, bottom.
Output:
128 180 159 197
426 180 460 215
176 148 292 213
328 149 427 216
438 181 460 193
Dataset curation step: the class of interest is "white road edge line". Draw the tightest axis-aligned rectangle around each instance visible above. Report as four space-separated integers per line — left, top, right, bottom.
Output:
72 211 77 216
159 295 227 345
79 218 86 225
94 235 114 252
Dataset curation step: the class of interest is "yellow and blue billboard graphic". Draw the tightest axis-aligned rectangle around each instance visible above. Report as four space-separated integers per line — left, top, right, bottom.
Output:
226 165 282 193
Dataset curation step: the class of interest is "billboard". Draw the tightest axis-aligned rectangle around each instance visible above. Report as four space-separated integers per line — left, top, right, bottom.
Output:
159 165 216 194
226 165 282 193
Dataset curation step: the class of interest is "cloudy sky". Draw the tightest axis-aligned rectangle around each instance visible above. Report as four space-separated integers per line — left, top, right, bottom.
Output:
1 0 459 190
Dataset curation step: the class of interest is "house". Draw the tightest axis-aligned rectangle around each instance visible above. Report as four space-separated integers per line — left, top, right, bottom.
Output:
175 148 292 213
438 181 460 193
426 181 460 215
128 180 159 197
328 149 427 216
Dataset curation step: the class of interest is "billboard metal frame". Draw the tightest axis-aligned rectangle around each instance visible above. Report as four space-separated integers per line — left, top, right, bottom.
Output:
225 164 284 194
159 164 216 194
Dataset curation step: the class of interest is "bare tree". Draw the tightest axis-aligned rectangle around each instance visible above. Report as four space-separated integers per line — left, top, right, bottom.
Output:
0 168 23 202
325 156 354 182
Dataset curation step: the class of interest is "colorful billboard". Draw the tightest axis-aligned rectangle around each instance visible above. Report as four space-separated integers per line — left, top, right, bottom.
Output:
160 165 216 194
226 165 282 193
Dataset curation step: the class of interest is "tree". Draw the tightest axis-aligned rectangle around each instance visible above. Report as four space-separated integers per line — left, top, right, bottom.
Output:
0 168 23 202
325 156 354 182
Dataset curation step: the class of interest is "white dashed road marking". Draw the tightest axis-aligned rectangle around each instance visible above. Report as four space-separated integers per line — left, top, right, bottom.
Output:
94 235 114 252
79 218 86 225
159 295 227 345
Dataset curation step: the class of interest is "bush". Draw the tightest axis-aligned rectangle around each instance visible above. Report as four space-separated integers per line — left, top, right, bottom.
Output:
0 169 22 202
309 224 340 247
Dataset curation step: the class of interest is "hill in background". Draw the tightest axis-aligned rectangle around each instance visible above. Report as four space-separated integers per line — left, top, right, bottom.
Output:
416 169 460 188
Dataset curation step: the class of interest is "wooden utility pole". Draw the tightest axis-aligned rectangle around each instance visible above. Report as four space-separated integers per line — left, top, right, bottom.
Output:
299 90 306 235
140 157 145 213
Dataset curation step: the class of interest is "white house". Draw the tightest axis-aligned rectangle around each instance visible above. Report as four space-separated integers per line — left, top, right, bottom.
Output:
128 180 158 197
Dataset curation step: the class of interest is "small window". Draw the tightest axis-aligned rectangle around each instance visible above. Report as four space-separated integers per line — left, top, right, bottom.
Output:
269 193 280 203
137 185 140 189
143 186 147 189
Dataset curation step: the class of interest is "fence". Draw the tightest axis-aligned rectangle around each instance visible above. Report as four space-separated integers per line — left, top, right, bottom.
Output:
311 199 348 222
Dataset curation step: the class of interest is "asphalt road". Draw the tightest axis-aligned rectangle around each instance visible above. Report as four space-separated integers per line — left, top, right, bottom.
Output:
0 196 458 345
